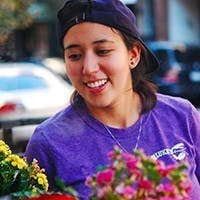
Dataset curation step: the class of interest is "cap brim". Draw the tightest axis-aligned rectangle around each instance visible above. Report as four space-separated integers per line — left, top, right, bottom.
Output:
137 38 159 74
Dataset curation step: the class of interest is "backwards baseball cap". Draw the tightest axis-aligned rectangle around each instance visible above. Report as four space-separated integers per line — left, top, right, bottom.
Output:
57 0 159 74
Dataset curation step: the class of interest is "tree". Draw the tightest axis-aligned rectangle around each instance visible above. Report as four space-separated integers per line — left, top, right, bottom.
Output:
0 0 64 61
0 0 35 44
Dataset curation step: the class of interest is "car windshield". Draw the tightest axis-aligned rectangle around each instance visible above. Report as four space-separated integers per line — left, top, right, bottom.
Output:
0 74 48 91
175 48 200 63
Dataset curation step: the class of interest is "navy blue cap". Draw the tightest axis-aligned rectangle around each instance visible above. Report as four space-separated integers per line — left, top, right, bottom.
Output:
57 0 159 74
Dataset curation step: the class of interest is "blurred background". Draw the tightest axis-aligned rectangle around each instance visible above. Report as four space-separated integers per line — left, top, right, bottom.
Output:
0 0 200 153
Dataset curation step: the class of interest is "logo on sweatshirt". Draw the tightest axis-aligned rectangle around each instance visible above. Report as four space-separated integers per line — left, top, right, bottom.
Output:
151 143 187 161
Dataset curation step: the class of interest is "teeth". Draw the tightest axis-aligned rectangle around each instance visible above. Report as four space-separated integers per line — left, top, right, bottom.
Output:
87 79 107 88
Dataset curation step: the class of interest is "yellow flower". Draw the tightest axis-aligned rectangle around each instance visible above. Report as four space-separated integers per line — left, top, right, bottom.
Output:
30 186 39 196
0 140 11 156
0 140 49 197
5 154 28 169
0 140 6 145
35 172 49 191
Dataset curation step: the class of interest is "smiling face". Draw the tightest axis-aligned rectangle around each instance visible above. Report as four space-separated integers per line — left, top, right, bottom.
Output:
63 22 141 112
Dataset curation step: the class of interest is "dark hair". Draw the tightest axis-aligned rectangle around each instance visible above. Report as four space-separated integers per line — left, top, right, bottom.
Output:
121 33 158 114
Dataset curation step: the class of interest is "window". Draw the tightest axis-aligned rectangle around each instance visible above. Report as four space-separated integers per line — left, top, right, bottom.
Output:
0 74 47 91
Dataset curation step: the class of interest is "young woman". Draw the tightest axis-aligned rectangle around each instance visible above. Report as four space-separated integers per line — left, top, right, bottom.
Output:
25 0 200 199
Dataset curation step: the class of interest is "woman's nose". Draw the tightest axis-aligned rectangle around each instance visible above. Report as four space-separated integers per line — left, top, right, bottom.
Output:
82 52 99 75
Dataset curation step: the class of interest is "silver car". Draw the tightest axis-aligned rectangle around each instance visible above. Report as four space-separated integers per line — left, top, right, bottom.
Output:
0 62 74 151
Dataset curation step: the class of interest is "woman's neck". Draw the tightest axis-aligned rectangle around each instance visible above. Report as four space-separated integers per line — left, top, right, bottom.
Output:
86 92 142 128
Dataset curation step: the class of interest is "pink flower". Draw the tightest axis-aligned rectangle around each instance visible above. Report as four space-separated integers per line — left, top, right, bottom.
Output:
123 152 140 173
159 197 176 200
139 179 152 190
163 183 175 193
123 152 134 161
107 151 115 160
85 176 92 187
97 186 110 198
96 169 114 186
86 147 191 199
126 159 138 170
145 197 157 200
158 163 176 177
121 186 136 198
157 183 175 195
180 180 191 193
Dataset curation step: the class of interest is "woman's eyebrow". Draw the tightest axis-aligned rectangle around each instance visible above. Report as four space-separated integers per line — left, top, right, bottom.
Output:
64 39 114 50
92 39 114 45
64 44 80 50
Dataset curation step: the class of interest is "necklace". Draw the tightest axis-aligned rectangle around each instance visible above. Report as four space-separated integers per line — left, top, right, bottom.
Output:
103 118 142 153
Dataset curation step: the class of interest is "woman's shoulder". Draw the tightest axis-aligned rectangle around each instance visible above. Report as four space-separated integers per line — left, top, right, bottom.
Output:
155 93 195 113
146 93 200 140
25 103 89 159
32 104 85 138
40 104 77 124
150 93 200 125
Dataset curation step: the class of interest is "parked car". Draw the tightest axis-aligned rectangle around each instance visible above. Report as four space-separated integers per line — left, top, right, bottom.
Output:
147 41 200 106
24 57 71 84
0 62 74 151
42 57 67 79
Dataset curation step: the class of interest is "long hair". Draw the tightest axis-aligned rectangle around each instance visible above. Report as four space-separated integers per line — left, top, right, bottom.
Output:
121 33 158 113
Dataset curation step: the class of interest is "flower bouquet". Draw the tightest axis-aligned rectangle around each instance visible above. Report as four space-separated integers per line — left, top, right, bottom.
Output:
86 146 191 200
0 140 48 199
0 140 78 200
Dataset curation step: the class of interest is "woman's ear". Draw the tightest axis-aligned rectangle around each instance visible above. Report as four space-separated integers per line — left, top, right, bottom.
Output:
129 44 142 69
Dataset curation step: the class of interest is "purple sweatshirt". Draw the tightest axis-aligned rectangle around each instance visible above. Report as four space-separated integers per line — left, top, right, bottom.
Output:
25 94 200 199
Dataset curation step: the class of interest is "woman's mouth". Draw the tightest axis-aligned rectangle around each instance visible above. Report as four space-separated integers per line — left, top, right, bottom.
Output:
84 79 108 94
86 79 108 88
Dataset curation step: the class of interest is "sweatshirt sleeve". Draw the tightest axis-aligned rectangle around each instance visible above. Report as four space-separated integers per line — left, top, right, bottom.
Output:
189 104 200 183
24 127 57 189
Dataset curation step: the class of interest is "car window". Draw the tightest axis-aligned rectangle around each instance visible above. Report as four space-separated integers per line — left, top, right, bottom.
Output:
153 50 170 75
175 48 200 63
153 50 170 66
0 74 48 91
154 50 169 61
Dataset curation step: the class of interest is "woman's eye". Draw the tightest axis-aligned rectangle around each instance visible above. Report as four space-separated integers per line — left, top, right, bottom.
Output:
97 49 111 56
68 54 81 61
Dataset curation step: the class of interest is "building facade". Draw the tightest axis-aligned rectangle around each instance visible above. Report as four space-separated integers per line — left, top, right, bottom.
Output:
139 0 200 43
1 0 200 61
